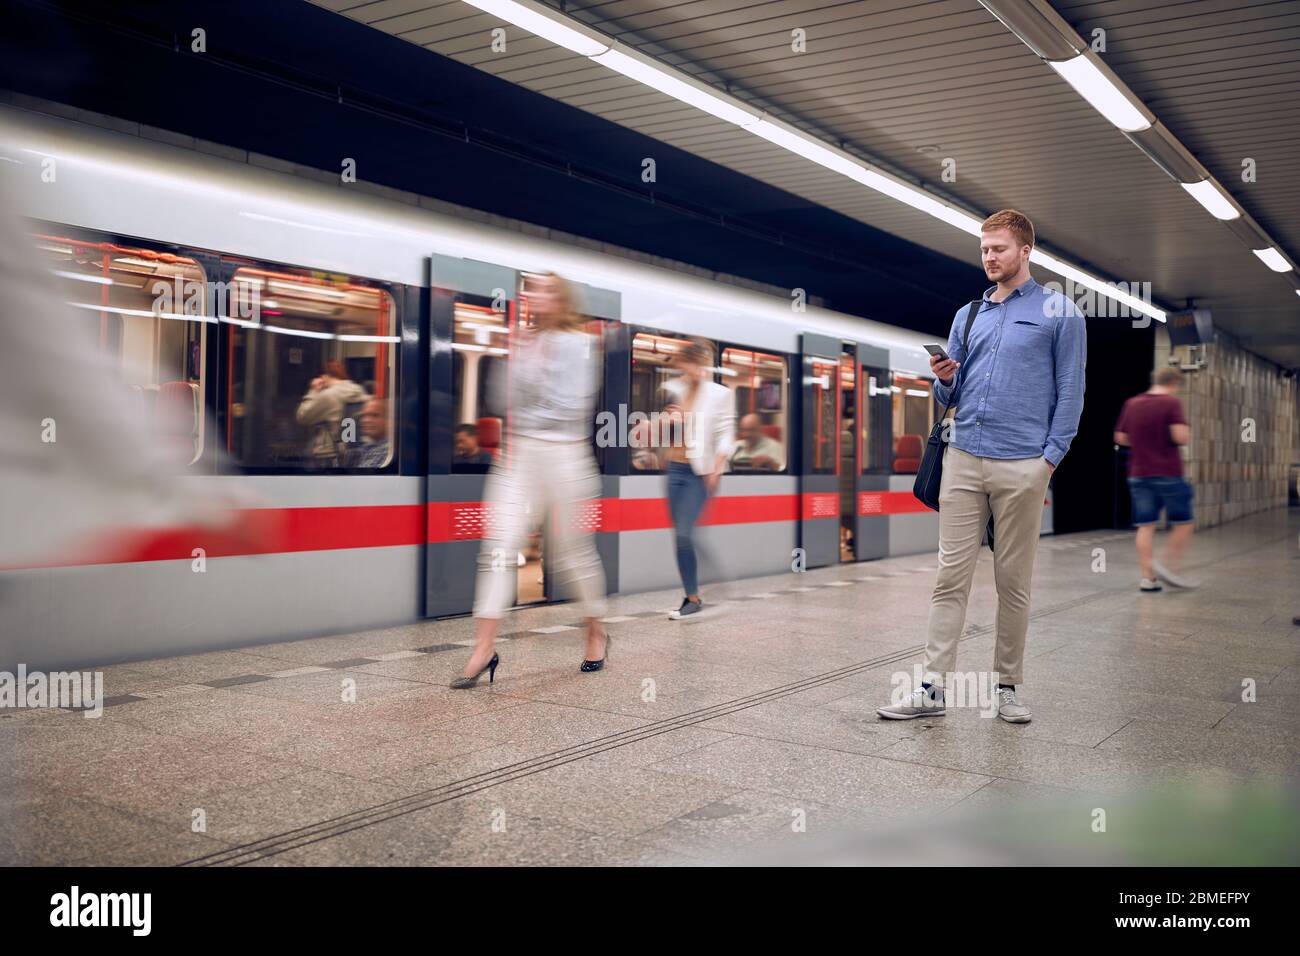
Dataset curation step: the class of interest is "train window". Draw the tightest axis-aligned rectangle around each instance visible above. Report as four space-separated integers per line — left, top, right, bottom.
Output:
37 234 207 466
451 300 509 471
893 373 935 456
840 352 856 472
628 331 698 473
807 356 839 474
723 347 787 473
224 267 397 470
861 365 893 474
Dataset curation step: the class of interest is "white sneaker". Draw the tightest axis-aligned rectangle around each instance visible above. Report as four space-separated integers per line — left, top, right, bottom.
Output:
877 684 946 720
1139 578 1163 592
996 686 1032 723
1152 559 1198 589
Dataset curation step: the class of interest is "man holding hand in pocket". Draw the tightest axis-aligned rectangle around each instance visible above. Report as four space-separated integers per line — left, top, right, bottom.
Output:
878 210 1087 724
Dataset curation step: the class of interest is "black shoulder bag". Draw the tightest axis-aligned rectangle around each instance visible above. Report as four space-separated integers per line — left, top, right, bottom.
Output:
912 299 982 511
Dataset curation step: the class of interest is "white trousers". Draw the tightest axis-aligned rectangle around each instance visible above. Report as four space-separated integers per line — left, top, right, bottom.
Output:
472 435 608 620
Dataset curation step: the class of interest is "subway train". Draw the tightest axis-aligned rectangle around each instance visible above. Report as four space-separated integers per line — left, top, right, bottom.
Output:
0 104 1051 669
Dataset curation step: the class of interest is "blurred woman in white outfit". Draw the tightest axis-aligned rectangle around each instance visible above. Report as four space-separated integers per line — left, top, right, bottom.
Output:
452 273 609 687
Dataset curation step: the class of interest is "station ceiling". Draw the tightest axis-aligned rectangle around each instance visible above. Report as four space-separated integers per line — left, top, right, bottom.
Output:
314 0 1300 367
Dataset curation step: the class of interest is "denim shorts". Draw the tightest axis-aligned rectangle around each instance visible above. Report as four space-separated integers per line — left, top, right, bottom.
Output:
1128 476 1194 526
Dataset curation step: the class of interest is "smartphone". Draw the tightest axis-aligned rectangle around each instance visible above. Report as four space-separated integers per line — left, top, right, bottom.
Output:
923 343 950 361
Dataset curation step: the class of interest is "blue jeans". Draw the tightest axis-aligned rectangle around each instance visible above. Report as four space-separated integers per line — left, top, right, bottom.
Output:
1128 476 1194 526
668 461 709 596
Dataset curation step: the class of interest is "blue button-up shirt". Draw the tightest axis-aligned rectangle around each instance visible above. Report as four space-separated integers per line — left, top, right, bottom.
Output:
933 276 1086 468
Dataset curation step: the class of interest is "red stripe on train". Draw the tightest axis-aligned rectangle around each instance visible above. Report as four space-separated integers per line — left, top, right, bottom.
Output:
7 490 894 570
28 505 428 569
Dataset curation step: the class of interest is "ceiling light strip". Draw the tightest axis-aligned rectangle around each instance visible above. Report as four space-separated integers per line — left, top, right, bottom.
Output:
458 0 1168 320
978 0 1295 280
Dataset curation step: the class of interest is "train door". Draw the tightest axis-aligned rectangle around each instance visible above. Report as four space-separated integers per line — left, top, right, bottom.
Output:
798 333 841 569
852 344 894 560
424 255 518 618
838 348 856 561
423 256 620 618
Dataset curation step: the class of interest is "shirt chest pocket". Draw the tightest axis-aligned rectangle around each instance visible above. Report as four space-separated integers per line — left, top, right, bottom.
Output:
1003 318 1053 359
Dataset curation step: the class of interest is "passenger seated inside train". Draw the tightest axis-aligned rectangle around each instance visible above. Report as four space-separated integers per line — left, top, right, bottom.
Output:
346 398 391 468
629 417 660 471
729 413 785 472
295 359 369 468
454 423 494 466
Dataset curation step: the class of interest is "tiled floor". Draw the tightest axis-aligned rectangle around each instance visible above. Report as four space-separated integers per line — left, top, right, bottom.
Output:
3 510 1298 866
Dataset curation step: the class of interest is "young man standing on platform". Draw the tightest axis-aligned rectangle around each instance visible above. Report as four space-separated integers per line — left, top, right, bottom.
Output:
877 210 1087 724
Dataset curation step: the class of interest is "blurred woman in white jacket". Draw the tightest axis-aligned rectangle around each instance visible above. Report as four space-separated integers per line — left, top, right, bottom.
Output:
660 337 736 620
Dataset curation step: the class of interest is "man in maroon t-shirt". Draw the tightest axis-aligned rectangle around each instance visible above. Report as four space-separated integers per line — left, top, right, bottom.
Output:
1114 367 1195 591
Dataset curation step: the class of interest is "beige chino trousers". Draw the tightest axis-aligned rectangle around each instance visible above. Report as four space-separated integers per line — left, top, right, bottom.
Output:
922 446 1052 687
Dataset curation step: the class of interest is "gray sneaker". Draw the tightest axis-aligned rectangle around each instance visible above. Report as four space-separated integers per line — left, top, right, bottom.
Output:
877 684 946 720
1152 559 1198 589
669 598 703 620
996 686 1032 723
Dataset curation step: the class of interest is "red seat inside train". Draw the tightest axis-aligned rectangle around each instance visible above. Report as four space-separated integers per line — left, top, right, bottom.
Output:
476 416 502 458
893 433 922 474
155 381 199 465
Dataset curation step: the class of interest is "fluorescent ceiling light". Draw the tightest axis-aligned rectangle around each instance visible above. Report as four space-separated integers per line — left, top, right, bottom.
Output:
457 1 1166 322
1252 247 1293 273
268 279 347 299
66 301 215 323
591 47 759 127
263 325 335 340
1030 248 1167 323
52 270 113 285
1181 180 1241 221
750 119 983 235
461 0 608 56
1048 55 1151 132
750 120 860 175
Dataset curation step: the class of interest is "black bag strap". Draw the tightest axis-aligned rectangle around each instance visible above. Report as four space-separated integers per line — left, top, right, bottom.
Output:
939 299 984 417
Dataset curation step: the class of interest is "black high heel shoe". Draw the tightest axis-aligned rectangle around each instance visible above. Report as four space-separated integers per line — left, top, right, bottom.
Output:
580 632 610 673
450 652 499 689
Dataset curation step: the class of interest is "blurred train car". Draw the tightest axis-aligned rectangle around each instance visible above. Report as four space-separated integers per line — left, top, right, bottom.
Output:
0 105 1052 669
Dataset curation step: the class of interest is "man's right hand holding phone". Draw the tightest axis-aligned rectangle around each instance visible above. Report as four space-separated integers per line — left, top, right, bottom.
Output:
930 352 960 386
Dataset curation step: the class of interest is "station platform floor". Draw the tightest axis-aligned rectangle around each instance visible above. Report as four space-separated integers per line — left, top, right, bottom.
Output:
4 509 1298 867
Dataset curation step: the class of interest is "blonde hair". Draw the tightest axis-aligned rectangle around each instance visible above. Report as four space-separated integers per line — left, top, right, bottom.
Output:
533 272 586 332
